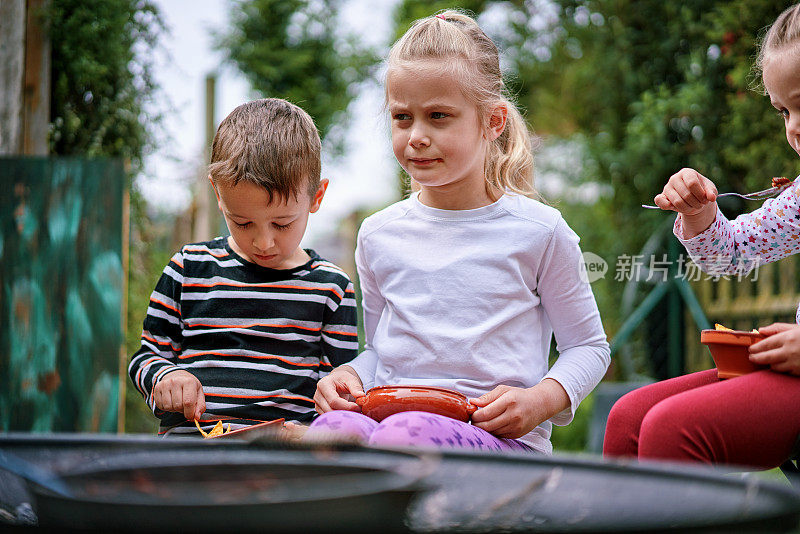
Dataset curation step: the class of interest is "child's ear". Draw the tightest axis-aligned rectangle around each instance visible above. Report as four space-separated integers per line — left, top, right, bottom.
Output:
309 179 329 213
487 103 508 141
209 176 222 207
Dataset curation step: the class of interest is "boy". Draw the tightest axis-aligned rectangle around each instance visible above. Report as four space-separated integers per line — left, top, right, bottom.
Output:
129 98 358 436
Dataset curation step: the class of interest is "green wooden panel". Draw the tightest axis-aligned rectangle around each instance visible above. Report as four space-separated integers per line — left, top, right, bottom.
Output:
0 157 125 432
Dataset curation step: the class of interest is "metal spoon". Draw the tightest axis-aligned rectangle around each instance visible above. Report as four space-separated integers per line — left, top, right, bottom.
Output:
641 177 796 210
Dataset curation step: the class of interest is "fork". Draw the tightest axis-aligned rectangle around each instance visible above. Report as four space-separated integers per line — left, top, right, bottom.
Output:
641 176 797 209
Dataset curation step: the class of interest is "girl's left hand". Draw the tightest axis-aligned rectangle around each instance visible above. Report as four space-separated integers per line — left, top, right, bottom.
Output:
749 323 800 375
469 379 568 439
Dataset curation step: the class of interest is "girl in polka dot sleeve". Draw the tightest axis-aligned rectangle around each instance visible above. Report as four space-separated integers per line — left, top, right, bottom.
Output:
673 178 800 315
603 4 800 470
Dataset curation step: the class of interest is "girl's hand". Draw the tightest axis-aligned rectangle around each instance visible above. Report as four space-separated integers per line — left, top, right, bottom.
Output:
153 370 206 421
654 168 718 215
469 379 569 439
749 323 800 375
314 365 365 413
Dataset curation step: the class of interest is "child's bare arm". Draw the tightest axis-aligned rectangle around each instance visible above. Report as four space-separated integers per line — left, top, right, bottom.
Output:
153 370 206 421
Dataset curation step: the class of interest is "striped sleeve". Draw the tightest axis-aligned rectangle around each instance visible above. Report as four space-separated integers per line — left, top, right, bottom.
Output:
320 275 359 370
128 251 185 413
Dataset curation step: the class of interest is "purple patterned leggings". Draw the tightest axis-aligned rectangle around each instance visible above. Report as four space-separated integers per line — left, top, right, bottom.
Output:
308 410 533 453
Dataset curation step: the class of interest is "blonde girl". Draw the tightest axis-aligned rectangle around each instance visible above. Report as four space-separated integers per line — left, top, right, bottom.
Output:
310 10 610 453
605 4 800 467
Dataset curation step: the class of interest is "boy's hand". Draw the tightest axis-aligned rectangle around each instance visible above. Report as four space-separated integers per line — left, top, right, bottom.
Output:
470 379 569 439
750 323 800 375
314 365 364 413
153 370 206 421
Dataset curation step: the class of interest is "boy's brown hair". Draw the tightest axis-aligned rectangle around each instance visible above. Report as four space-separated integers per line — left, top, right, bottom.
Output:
208 98 321 202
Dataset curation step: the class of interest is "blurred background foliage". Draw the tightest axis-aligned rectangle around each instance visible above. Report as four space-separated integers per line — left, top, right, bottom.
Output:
217 0 379 150
496 0 795 388
43 0 798 447
46 0 162 167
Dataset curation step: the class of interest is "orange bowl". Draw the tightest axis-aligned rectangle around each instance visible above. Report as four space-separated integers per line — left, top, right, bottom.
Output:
700 329 768 379
355 385 477 423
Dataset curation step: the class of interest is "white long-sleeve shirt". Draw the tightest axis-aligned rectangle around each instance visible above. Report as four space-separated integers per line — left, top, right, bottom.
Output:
347 192 610 453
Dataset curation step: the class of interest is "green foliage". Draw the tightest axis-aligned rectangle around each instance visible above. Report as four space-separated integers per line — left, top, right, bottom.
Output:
493 1 796 378
503 0 794 256
218 0 378 148
45 0 163 170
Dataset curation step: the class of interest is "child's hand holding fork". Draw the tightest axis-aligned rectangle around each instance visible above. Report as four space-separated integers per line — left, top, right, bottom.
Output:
654 168 719 238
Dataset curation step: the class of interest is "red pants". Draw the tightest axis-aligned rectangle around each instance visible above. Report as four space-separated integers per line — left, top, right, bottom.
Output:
603 369 800 468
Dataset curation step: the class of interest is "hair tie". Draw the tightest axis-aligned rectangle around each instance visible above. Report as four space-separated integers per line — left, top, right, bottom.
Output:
435 14 446 20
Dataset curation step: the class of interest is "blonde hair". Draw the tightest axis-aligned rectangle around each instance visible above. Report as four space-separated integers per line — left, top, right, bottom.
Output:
208 98 321 202
387 10 536 198
756 3 800 78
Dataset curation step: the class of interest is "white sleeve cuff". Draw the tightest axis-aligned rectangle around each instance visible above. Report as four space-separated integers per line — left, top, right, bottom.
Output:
544 344 610 426
345 349 378 390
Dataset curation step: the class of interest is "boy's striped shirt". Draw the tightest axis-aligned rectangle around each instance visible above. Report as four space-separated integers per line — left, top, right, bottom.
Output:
128 237 358 435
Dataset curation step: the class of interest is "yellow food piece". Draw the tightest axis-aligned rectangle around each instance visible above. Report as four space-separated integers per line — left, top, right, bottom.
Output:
715 323 758 333
207 420 225 437
194 419 208 437
194 419 232 438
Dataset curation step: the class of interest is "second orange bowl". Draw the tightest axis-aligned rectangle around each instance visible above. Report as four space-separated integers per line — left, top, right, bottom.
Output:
700 329 768 379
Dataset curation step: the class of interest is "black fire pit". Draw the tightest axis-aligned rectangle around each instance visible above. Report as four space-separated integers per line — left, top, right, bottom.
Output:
1 433 799 533
0 434 424 533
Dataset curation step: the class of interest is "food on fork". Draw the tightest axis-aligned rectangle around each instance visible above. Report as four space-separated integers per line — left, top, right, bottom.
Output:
771 176 791 188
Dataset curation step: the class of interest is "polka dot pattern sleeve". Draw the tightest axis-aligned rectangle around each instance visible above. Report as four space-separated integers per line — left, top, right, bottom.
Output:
674 180 800 275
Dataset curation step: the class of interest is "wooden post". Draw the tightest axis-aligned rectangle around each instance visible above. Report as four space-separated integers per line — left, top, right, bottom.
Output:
23 0 51 156
204 74 221 236
0 0 26 154
205 74 216 160
117 168 131 433
191 74 218 242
